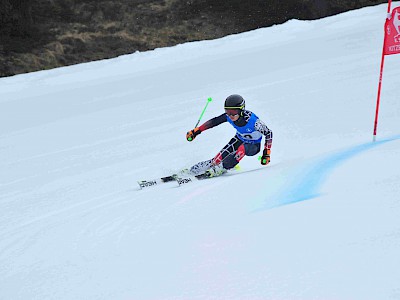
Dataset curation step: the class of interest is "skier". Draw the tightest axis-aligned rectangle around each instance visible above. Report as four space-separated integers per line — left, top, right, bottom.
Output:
186 94 273 177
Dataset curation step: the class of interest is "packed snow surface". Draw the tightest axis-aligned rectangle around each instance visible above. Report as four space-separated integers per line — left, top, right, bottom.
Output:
1 3 400 300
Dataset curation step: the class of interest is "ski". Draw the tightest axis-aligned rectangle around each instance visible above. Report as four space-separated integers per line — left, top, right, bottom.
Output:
173 173 208 186
137 173 209 189
173 165 255 186
137 165 240 189
137 175 178 189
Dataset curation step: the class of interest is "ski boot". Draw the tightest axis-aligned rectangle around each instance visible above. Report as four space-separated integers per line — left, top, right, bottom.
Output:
204 164 227 178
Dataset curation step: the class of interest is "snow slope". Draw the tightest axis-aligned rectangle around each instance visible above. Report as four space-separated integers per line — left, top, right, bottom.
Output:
1 3 400 300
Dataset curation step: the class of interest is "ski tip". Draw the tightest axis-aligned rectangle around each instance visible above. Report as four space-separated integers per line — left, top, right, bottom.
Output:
137 180 158 189
175 176 194 186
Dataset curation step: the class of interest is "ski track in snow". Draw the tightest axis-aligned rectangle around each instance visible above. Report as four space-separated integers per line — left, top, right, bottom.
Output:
254 135 400 211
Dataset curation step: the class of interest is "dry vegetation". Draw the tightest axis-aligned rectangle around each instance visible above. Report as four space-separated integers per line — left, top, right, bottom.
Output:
0 0 386 77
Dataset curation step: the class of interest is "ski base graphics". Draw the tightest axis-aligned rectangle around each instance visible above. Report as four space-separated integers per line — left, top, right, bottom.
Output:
137 173 208 189
137 175 177 189
137 165 243 190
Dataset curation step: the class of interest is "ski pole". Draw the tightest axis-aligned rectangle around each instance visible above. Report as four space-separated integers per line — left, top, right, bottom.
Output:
188 97 213 141
194 97 212 128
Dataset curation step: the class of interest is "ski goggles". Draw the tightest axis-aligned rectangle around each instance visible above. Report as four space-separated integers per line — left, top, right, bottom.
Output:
225 109 240 116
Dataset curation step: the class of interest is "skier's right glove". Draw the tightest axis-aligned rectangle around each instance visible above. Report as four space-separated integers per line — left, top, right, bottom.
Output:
261 148 271 165
186 127 201 141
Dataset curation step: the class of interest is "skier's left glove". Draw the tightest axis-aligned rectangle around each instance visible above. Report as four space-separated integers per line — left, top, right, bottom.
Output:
261 148 271 165
186 127 201 141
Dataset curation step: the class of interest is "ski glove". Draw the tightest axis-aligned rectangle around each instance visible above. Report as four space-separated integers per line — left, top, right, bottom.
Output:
261 148 271 165
186 127 201 141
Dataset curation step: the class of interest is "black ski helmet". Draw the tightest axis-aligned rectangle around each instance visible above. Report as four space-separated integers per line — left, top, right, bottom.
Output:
224 94 245 110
